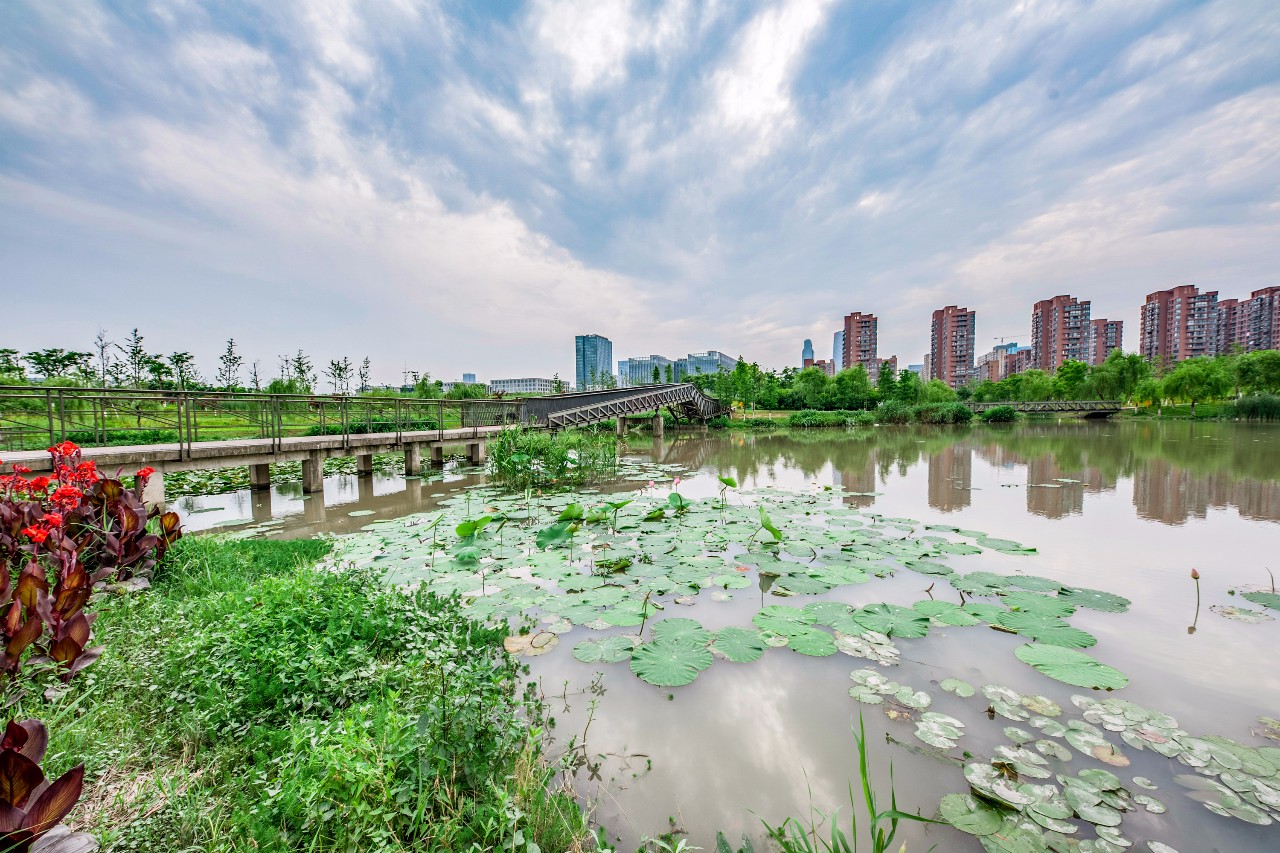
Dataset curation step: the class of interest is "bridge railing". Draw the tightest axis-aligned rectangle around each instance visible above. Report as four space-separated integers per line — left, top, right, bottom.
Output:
0 386 524 455
964 400 1122 412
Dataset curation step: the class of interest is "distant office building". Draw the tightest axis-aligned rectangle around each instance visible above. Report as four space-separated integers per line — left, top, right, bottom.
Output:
1031 295 1091 371
1089 319 1124 365
841 312 879 373
920 356 933 382
575 334 613 390
462 373 476 385
929 306 977 389
489 377 556 395
833 330 845 366
1139 286 1218 364
679 351 737 379
622 354 673 385
906 364 923 376
801 339 814 366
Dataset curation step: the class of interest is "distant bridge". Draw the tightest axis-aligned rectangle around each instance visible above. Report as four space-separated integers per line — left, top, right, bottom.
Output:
965 400 1123 417
0 383 725 504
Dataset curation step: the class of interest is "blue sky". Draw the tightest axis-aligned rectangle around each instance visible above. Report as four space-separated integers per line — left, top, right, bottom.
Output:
2 0 1278 384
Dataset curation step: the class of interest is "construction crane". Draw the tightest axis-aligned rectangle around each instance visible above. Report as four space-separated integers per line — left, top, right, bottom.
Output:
993 335 1020 344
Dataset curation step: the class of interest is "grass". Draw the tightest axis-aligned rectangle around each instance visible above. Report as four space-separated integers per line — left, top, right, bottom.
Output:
9 536 595 852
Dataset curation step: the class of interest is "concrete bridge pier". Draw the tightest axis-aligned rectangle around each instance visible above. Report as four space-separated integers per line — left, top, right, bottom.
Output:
651 414 664 438
303 492 326 523
302 451 324 493
616 417 627 437
356 454 374 476
430 445 445 467
357 474 374 502
404 443 422 475
141 472 165 510
249 463 271 491
467 442 487 465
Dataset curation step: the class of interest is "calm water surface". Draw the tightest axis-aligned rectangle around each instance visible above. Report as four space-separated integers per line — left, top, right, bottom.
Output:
178 421 1280 851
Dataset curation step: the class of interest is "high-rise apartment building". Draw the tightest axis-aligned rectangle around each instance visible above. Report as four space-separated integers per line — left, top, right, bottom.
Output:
833 330 845 366
1004 346 1033 377
1089 319 1124 365
977 342 1019 381
872 355 898 384
801 339 814 366
841 312 878 373
1240 286 1280 352
1138 286 1218 364
574 334 613 390
1030 295 1091 371
928 306 977 389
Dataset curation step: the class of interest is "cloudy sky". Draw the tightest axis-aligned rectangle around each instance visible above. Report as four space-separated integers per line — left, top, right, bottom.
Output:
2 0 1278 384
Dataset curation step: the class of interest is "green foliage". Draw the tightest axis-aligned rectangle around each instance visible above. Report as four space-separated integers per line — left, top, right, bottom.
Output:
787 410 875 428
912 402 973 424
488 427 618 490
13 536 590 852
978 405 1019 423
1231 393 1280 420
873 400 912 424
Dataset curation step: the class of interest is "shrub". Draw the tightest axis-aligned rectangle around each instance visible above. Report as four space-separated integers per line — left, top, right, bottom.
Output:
913 403 973 424
787 410 875 428
1232 393 1280 421
0 718 95 852
488 427 617 490
874 400 913 425
979 405 1019 423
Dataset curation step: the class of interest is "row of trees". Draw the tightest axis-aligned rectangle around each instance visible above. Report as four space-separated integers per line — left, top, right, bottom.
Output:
970 349 1280 415
688 358 962 411
0 330 427 396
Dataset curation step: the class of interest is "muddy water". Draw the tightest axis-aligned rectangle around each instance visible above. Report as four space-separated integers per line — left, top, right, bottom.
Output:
176 421 1280 851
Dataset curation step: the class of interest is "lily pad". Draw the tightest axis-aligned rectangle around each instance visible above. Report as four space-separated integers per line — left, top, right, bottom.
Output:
941 678 976 698
711 627 767 663
1243 591 1280 611
1210 604 1273 623
1014 644 1129 690
998 612 1097 649
1057 586 1130 613
572 635 637 663
651 617 711 647
629 640 713 687
939 792 1004 836
854 603 931 638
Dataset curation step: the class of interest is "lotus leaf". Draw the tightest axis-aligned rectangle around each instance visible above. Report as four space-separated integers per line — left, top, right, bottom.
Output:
1210 604 1273 623
964 602 1009 623
1243 591 1280 611
953 572 1010 596
1146 844 1179 853
1000 591 1076 618
941 678 975 698
854 603 931 638
1005 727 1035 745
572 635 637 663
629 640 713 686
939 793 1004 836
914 600 983 626
997 612 1097 649
834 631 900 666
711 627 766 663
964 763 1035 807
786 627 837 657
1056 586 1130 613
1015 644 1129 690
752 605 817 636
651 617 711 647
1036 740 1072 761
994 745 1052 779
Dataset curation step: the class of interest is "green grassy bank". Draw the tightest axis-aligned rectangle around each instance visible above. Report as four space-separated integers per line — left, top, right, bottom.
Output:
17 537 593 852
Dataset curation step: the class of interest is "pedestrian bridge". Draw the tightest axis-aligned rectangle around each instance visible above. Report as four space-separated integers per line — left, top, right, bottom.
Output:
965 400 1123 417
0 383 726 503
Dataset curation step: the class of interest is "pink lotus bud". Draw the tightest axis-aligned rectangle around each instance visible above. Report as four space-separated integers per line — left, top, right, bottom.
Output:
647 480 655 488
673 476 682 486
1191 568 1200 580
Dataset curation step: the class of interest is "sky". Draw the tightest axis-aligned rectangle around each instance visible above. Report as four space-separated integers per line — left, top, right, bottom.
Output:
2 0 1279 385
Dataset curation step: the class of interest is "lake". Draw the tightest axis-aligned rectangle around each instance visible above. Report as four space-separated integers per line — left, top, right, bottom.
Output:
176 420 1280 852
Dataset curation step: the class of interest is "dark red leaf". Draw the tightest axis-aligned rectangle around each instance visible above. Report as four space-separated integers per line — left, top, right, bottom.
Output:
21 765 82 836
5 618 42 659
0 751 44 809
14 723 46 765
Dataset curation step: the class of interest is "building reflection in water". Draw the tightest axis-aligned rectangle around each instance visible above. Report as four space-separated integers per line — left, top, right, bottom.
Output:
926 444 972 513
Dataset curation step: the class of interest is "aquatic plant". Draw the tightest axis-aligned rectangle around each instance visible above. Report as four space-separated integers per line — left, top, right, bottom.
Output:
488 428 618 490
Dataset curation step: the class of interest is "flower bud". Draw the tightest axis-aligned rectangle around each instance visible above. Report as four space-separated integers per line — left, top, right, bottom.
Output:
1191 568 1200 580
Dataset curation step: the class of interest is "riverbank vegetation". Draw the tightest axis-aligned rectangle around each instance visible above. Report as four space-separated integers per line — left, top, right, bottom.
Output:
489 427 619 490
15 535 594 851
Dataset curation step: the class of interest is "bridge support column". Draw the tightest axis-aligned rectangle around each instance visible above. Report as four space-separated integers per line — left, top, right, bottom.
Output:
141 472 165 510
251 490 273 523
356 453 373 475
467 442 487 465
249 463 271 491
302 451 324 493
616 417 627 437
404 443 422 475
430 445 445 467
651 414 664 438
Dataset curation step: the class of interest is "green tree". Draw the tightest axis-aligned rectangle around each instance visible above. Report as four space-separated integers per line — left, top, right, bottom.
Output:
1237 350 1280 395
893 370 922 404
920 379 958 403
552 373 566 394
217 339 244 390
0 349 23 379
1162 356 1230 416
358 357 372 393
664 363 674 383
1053 360 1089 399
290 350 316 391
875 365 897 402
114 329 149 388
23 348 91 380
652 365 660 384
167 352 200 390
833 367 873 409
792 367 832 410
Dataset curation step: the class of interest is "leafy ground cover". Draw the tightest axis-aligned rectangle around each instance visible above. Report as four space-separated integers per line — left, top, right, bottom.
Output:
10 536 594 852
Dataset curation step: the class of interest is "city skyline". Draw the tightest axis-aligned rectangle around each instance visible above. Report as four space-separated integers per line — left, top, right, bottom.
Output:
2 2 1277 381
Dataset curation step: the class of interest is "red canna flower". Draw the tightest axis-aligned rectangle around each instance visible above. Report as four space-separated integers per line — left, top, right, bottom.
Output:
43 512 64 527
135 466 156 481
13 465 31 474
29 476 51 492
21 526 49 544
